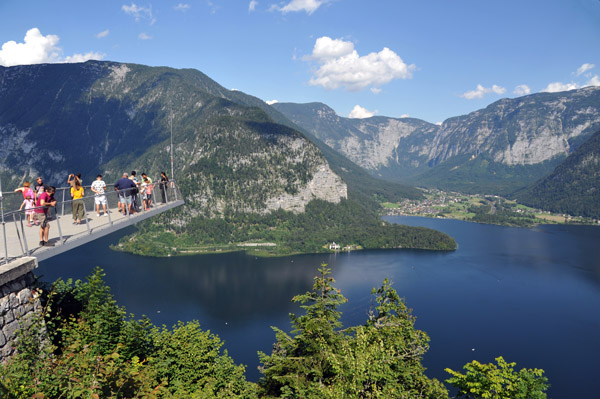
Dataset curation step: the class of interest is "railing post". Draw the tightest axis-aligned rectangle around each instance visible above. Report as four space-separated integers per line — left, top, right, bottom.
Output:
127 189 132 220
55 207 64 246
19 212 29 256
12 213 24 257
81 199 91 235
106 192 113 226
61 188 66 217
1 198 7 265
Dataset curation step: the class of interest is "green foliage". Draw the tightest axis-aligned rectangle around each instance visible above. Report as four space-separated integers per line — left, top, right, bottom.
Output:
0 268 255 399
445 357 549 399
258 265 448 398
149 321 255 398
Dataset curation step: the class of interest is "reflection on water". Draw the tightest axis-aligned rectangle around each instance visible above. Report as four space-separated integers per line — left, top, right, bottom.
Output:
37 219 600 397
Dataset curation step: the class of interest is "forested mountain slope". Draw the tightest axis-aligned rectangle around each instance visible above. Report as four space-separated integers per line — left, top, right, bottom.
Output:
515 129 600 218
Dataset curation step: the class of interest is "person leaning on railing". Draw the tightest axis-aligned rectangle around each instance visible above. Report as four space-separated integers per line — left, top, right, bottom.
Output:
114 173 137 215
159 172 169 203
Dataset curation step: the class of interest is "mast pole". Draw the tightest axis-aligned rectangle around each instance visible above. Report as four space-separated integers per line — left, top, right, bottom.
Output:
170 112 174 181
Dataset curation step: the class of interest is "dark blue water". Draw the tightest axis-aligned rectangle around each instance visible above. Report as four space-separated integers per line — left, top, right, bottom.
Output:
36 217 600 398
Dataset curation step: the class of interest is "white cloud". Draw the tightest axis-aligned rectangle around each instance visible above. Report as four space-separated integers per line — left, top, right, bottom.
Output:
541 64 600 93
348 105 376 119
0 28 103 67
266 99 278 105
513 84 531 96
249 0 258 11
542 81 579 93
370 87 382 95
96 29 110 39
64 52 105 63
307 36 354 61
399 113 410 118
576 63 595 76
584 75 600 87
461 84 506 100
273 0 328 14
138 33 152 40
306 36 415 92
175 3 190 12
122 3 156 24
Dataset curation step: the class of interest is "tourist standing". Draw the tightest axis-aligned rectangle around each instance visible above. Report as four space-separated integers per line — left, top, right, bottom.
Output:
14 181 34 199
143 177 153 209
19 194 35 226
91 174 108 217
141 173 153 208
114 173 137 215
35 186 56 246
70 180 85 224
129 171 140 212
33 177 45 201
159 172 169 203
67 173 82 188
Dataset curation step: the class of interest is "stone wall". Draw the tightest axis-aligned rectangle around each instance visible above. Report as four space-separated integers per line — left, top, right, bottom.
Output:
0 257 40 362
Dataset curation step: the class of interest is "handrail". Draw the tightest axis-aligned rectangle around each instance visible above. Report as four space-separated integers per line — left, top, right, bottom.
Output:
0 181 182 265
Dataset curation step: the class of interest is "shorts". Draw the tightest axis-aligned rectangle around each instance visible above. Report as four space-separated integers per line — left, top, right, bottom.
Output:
119 194 132 205
34 213 49 228
94 195 107 205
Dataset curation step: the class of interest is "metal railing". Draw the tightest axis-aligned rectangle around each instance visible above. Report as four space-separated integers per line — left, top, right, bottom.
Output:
1 180 182 265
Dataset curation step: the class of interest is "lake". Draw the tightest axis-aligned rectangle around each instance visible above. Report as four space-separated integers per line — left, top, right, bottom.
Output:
36 216 600 398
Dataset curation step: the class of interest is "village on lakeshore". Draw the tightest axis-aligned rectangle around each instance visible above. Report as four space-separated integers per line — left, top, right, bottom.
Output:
382 188 599 227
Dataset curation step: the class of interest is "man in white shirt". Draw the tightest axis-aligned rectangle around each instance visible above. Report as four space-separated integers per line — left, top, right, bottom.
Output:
91 174 108 217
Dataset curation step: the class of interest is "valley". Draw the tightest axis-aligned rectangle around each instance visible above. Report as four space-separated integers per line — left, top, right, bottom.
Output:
382 188 597 227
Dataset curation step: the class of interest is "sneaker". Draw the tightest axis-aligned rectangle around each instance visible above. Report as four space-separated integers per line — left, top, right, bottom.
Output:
104 213 108 217
27 223 32 227
97 213 100 217
39 241 45 246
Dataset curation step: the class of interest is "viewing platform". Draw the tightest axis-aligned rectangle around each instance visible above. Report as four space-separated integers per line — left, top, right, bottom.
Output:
0 182 184 265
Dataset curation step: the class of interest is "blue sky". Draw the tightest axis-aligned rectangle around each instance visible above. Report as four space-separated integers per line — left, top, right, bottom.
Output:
1 0 599 124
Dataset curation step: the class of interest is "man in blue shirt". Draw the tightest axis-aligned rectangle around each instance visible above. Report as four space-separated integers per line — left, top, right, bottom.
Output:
114 173 138 215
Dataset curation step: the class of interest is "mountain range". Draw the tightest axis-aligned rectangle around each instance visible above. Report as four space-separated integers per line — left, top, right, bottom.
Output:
1 60 598 222
273 87 600 195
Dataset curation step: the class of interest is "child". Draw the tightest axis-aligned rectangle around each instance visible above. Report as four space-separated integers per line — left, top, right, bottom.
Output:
19 194 35 226
140 178 148 210
143 178 153 210
146 178 154 208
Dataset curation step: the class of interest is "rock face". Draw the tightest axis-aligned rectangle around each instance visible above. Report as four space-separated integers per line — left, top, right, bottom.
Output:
273 87 600 193
0 61 346 216
265 163 347 213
